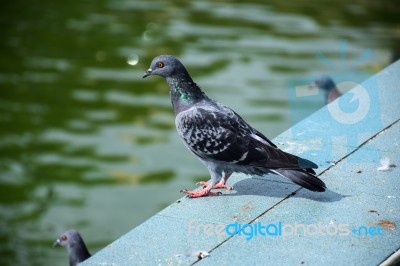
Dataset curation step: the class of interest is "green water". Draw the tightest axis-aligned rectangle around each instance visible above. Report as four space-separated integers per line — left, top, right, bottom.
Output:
0 1 398 265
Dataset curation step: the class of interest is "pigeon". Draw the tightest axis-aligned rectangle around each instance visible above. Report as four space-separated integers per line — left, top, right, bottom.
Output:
54 229 91 266
143 55 326 198
313 75 342 104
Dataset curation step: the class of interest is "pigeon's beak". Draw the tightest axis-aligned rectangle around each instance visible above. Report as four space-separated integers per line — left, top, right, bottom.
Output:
308 82 317 90
142 68 153 78
53 238 61 247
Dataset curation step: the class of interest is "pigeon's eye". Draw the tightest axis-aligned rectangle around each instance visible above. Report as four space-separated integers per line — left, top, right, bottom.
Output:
61 235 68 241
157 62 164 68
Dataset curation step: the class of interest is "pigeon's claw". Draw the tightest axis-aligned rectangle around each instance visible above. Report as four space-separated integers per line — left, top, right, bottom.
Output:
197 181 233 191
214 183 233 190
180 188 222 198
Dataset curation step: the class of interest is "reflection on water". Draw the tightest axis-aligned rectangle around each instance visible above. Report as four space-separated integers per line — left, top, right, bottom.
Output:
0 0 398 265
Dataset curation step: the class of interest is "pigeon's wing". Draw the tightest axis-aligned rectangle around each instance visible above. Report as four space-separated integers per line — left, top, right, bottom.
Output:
176 107 248 163
176 107 316 170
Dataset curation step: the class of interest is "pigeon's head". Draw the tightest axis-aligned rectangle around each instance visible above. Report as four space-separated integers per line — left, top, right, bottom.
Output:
313 75 336 91
142 55 187 79
53 229 82 249
54 229 91 265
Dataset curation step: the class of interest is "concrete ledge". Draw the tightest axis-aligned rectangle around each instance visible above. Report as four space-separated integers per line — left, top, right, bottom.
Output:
82 60 400 266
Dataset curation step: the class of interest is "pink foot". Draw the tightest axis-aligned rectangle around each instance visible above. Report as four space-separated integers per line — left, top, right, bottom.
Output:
180 188 221 198
182 172 233 198
197 181 233 191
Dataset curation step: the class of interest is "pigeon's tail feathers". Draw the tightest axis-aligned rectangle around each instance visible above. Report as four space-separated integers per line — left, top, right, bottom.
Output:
273 169 326 192
297 157 318 169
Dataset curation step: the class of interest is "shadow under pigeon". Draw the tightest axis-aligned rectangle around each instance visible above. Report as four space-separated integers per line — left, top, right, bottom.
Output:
222 176 345 203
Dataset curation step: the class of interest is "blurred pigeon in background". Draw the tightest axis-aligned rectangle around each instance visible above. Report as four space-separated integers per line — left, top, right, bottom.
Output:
313 75 342 104
143 55 326 198
54 229 91 266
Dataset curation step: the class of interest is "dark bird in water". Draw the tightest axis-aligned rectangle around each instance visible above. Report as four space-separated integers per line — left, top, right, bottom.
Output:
143 55 326 198
54 229 91 266
313 75 342 104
